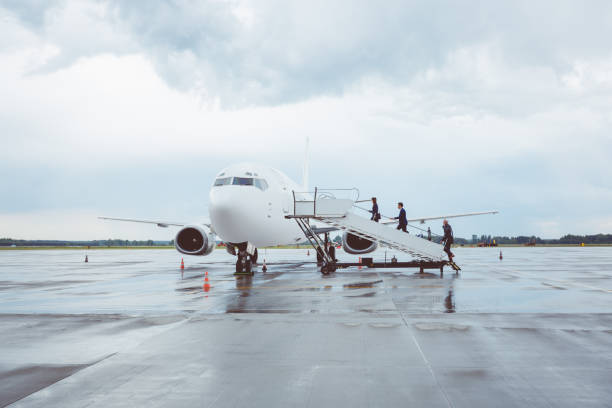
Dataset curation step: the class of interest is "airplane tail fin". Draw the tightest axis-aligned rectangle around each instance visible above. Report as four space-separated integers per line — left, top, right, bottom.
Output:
302 136 309 190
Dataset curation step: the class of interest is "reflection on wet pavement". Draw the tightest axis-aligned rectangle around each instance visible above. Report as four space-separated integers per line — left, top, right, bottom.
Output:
0 247 611 315
1 247 611 407
343 280 383 289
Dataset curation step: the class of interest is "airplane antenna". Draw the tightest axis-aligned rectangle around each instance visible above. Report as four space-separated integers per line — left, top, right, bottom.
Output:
302 136 310 191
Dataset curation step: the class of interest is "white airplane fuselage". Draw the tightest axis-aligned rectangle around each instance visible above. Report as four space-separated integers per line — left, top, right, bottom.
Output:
208 163 306 247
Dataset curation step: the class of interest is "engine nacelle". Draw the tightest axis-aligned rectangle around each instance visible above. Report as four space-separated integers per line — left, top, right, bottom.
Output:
342 232 378 255
175 225 215 256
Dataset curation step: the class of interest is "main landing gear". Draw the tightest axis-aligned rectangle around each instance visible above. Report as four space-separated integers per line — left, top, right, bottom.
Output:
320 259 337 275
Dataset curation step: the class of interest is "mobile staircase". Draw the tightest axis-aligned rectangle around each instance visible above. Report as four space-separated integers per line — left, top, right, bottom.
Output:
286 188 460 275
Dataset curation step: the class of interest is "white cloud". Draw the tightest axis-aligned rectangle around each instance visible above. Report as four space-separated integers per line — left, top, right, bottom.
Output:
561 57 612 92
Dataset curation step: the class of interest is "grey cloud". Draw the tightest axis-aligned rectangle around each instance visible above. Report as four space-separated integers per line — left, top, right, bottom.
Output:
0 0 63 27
3 0 612 107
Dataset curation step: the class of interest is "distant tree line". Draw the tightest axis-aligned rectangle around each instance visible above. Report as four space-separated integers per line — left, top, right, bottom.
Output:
413 233 612 245
476 235 540 245
462 234 612 245
2 234 612 247
555 234 612 244
0 238 173 247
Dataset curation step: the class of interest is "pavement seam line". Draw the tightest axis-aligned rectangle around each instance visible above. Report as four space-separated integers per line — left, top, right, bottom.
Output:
380 271 455 408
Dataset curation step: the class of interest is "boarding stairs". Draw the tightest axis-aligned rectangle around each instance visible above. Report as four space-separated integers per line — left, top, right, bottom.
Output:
286 188 450 265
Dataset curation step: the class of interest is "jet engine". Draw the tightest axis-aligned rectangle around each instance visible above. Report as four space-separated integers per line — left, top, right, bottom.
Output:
175 225 215 256
342 232 378 255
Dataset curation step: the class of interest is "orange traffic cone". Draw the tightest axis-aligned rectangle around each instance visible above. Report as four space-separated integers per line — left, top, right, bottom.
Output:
358 257 362 270
180 258 184 269
262 259 267 272
85 255 88 263
499 251 503 260
203 271 210 292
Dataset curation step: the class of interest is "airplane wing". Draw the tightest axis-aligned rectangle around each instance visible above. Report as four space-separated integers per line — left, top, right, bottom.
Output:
99 216 215 233
99 216 188 228
381 210 498 225
406 210 498 224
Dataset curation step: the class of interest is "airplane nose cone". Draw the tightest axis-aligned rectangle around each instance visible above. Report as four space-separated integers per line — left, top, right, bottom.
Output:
209 187 267 243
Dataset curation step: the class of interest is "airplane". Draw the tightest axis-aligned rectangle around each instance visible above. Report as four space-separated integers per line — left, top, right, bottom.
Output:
101 162 318 274
100 156 497 274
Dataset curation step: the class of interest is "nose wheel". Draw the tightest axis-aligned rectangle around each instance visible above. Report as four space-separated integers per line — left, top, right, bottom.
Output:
235 251 254 276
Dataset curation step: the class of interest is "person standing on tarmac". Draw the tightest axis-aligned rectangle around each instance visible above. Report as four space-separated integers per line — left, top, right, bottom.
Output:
427 227 432 241
369 197 381 222
394 202 408 232
441 219 454 261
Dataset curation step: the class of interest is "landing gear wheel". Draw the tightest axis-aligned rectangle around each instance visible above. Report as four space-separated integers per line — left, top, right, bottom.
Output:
328 245 336 262
236 258 243 274
236 256 245 275
236 254 252 275
321 261 335 275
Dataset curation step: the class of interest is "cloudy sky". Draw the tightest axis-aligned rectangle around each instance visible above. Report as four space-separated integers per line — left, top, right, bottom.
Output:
1 0 611 240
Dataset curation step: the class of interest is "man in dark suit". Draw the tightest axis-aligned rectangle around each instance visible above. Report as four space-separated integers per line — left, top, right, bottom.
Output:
369 197 380 222
441 219 454 261
394 202 408 232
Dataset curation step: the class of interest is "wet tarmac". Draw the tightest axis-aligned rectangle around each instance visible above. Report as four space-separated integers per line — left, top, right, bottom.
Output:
0 247 611 407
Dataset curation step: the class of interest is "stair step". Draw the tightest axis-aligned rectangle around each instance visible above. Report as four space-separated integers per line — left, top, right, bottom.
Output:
320 213 446 261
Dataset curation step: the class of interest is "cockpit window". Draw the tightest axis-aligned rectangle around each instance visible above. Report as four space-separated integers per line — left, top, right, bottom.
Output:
216 176 267 190
214 177 232 186
233 177 254 186
254 179 268 191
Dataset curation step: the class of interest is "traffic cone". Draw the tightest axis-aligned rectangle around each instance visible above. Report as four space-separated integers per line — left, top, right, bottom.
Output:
262 259 267 272
499 251 503 260
358 257 362 270
85 255 88 263
180 258 184 269
307 250 310 256
203 271 211 292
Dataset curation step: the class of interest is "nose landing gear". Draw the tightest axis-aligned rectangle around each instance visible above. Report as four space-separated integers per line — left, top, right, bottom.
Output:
235 245 257 276
236 254 253 275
